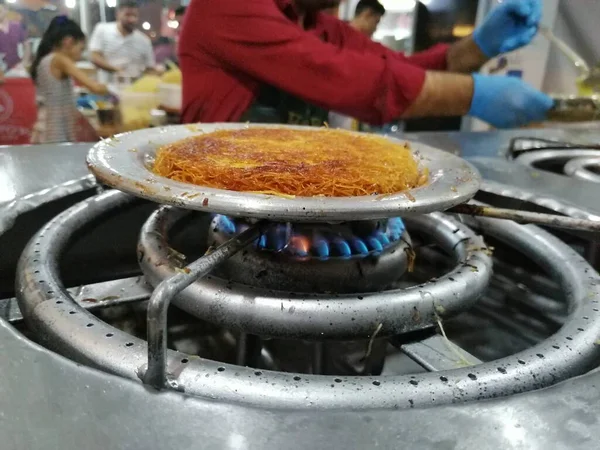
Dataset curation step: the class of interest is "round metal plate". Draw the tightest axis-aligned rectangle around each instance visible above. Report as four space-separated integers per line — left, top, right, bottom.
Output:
86 124 480 222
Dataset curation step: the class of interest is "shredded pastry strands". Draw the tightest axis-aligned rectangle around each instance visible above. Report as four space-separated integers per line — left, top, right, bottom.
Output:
152 128 428 197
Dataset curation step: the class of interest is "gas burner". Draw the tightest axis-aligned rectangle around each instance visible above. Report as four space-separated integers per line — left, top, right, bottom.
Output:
212 215 406 259
208 215 411 293
509 137 600 183
139 203 490 337
15 189 600 410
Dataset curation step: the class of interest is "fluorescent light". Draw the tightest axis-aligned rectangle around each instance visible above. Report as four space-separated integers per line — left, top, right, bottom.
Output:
6 0 17 4
142 21 151 30
106 0 117 7
65 0 76 8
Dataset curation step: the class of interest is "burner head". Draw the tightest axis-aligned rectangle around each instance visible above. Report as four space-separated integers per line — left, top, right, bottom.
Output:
213 215 405 260
209 216 411 294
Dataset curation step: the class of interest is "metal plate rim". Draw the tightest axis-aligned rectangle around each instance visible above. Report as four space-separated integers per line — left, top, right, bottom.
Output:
86 123 480 222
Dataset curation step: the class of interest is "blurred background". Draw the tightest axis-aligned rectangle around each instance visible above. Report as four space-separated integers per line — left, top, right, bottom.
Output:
0 0 598 144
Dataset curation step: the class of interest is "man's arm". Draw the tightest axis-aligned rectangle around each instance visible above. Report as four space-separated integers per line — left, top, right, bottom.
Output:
329 18 450 71
330 18 487 74
90 51 119 73
88 25 119 73
446 37 488 73
401 72 473 118
196 0 457 125
142 38 157 74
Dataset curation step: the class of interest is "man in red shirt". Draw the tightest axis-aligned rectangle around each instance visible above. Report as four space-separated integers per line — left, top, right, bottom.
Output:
179 0 552 129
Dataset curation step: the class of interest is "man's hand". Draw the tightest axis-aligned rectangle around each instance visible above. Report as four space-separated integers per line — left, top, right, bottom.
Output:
469 74 553 128
402 71 553 129
473 0 542 58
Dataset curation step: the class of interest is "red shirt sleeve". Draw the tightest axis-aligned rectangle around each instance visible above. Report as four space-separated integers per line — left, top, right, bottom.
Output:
196 0 430 125
324 17 449 71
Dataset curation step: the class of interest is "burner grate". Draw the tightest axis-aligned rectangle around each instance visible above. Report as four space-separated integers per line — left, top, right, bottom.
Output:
139 206 492 338
15 189 600 410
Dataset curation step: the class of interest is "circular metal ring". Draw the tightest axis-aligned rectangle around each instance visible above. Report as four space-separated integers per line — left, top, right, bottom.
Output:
564 157 600 183
138 206 492 339
515 149 600 172
16 190 600 410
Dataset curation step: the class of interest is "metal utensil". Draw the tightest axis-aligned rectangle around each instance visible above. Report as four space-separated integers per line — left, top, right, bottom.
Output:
539 26 590 77
539 25 600 93
547 95 600 122
448 203 600 233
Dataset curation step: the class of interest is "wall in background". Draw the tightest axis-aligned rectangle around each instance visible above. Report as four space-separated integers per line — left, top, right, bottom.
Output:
543 0 600 95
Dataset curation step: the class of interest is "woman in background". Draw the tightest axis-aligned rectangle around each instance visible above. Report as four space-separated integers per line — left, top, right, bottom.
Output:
30 15 108 144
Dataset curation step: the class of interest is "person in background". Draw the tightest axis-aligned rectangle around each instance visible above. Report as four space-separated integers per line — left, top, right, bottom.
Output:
30 16 108 144
350 0 385 38
154 36 176 65
175 6 186 26
173 6 186 45
179 0 552 130
88 0 155 83
0 0 29 83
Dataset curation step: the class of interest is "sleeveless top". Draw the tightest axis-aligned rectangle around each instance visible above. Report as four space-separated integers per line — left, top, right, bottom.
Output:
34 54 76 144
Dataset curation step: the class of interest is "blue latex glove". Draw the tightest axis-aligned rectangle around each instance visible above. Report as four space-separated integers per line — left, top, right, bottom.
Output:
469 74 554 128
473 0 542 57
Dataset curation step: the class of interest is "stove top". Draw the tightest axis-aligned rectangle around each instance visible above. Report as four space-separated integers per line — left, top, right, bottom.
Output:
1 129 600 449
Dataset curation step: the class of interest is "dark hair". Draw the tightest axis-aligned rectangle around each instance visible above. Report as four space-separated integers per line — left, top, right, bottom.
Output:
355 0 385 17
174 6 186 17
155 36 172 46
30 15 85 82
118 0 139 10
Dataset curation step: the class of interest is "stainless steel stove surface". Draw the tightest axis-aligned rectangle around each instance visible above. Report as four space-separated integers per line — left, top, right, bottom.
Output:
1 130 600 450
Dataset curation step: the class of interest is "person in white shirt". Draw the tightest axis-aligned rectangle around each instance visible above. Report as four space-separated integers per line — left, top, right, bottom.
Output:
88 0 155 83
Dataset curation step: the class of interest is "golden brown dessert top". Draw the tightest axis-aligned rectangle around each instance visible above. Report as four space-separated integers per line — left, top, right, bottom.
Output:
152 127 426 197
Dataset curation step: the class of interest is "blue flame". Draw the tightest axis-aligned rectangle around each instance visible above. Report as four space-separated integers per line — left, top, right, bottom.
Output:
333 237 352 259
217 215 236 235
366 236 383 253
214 215 405 259
350 237 369 256
313 237 330 259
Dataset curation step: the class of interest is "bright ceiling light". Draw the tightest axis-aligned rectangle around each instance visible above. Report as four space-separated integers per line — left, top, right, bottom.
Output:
167 20 179 29
142 21 151 30
65 0 76 8
379 0 416 13
6 0 17 4
106 0 117 7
